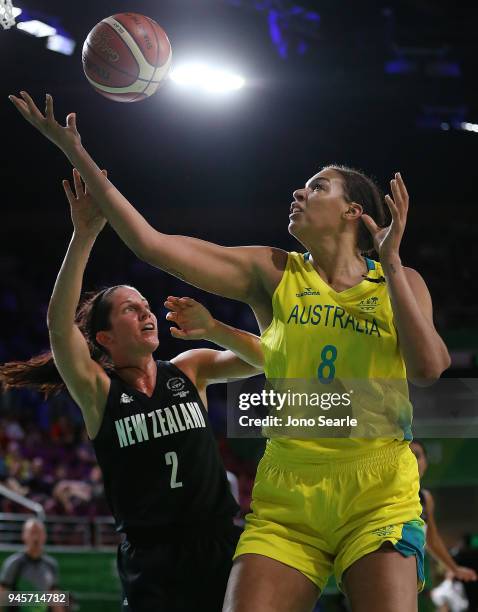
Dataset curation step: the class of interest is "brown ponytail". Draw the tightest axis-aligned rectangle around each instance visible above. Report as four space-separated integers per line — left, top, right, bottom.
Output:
0 286 127 398
0 352 63 398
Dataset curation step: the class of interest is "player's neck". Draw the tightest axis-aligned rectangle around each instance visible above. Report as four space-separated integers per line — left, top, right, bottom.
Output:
26 548 42 560
306 236 365 286
114 356 157 396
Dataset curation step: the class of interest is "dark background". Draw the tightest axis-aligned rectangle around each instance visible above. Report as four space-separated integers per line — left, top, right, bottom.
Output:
1 0 477 350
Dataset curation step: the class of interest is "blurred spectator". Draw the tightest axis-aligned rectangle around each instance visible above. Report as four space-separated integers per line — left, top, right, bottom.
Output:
3 417 24 442
4 442 29 480
23 457 53 505
52 465 106 516
49 416 75 448
0 518 64 612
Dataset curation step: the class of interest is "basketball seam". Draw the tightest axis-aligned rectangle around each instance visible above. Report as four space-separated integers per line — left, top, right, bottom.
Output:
105 18 155 80
139 16 162 97
84 41 165 87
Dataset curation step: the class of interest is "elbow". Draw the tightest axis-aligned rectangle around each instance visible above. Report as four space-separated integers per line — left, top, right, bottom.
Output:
408 366 446 387
408 348 451 387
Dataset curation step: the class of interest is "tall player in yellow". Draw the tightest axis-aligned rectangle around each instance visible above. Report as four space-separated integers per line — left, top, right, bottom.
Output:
9 91 451 612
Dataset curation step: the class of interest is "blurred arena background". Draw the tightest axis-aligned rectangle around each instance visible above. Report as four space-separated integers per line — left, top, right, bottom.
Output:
1 0 478 609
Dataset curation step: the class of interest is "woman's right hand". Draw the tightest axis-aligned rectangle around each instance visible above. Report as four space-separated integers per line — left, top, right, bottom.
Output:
63 169 107 238
8 91 81 153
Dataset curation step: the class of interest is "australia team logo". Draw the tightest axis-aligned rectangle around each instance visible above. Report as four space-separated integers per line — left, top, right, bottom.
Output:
358 296 380 312
296 287 321 297
166 377 190 399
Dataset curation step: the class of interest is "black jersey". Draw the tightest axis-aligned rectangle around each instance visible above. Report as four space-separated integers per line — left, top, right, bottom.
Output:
92 360 238 537
418 488 428 524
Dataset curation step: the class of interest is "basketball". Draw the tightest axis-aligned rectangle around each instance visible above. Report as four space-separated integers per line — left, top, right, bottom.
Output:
82 13 172 103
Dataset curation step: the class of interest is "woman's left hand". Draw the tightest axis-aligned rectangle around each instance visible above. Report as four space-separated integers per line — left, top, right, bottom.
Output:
63 168 107 237
164 296 216 340
361 172 409 261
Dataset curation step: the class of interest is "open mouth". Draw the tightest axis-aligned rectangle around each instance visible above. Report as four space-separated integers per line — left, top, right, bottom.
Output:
141 323 155 332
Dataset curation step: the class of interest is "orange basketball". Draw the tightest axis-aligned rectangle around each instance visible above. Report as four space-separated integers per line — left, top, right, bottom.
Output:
82 13 172 103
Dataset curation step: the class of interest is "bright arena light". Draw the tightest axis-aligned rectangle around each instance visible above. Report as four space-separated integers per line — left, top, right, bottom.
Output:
12 6 22 18
170 63 245 93
17 19 57 37
47 34 76 56
461 121 478 133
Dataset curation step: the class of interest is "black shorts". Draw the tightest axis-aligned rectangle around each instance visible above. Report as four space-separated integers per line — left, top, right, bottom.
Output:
117 522 242 612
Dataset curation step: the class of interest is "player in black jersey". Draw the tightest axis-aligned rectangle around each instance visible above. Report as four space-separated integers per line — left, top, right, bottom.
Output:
0 170 261 612
410 440 476 583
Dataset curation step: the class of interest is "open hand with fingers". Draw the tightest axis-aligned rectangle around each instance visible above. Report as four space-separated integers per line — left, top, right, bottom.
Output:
8 91 81 153
361 172 409 260
63 168 107 238
164 297 216 341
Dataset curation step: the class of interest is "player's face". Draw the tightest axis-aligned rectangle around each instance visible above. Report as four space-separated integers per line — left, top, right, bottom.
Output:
288 168 352 242
410 442 428 478
98 287 159 356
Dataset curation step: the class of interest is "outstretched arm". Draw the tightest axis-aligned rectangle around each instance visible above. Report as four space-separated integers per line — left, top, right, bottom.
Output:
9 92 283 302
165 296 264 369
47 170 110 438
423 490 477 582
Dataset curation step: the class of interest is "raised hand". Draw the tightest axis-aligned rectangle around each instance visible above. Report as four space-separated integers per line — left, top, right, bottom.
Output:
63 168 107 238
164 296 216 340
8 91 81 153
361 172 409 260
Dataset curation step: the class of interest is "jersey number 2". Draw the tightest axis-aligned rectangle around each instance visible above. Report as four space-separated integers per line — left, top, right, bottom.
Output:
165 451 183 489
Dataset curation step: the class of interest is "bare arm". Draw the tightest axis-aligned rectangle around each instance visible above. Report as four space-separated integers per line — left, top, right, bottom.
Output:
385 264 450 384
424 490 478 582
172 348 262 387
9 92 283 301
165 296 264 368
362 172 450 385
47 171 110 438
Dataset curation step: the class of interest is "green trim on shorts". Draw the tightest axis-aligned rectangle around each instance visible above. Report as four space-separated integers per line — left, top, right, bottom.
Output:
394 519 426 589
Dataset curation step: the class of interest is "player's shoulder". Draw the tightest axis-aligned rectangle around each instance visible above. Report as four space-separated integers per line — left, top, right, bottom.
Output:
244 246 289 298
170 349 217 382
41 554 59 571
0 551 25 573
250 246 289 270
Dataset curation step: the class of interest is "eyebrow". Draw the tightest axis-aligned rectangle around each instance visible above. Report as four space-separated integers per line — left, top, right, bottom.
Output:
306 176 331 188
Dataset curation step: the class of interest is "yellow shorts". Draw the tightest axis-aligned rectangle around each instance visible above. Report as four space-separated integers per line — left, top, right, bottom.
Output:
234 440 425 592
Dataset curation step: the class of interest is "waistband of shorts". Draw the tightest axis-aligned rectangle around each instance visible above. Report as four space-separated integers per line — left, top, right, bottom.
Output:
263 439 410 474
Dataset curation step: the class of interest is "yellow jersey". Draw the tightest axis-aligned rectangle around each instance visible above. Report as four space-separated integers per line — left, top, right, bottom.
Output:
260 251 412 458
